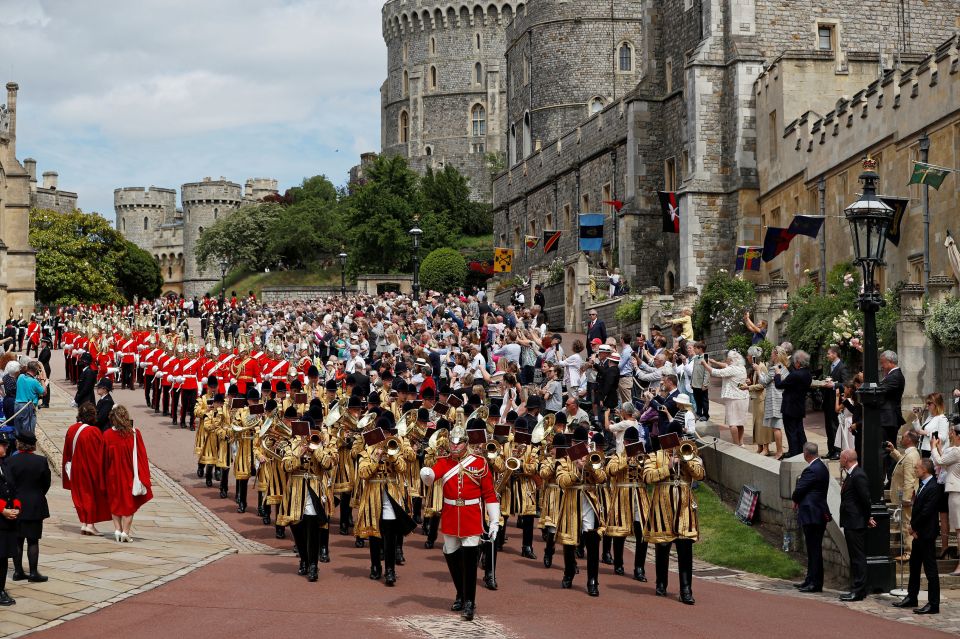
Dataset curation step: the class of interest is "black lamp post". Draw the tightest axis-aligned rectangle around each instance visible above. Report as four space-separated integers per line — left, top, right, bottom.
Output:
843 156 895 593
410 217 423 300
338 251 348 297
218 257 229 303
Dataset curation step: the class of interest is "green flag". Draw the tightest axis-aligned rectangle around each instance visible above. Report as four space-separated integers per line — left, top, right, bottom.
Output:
909 163 949 189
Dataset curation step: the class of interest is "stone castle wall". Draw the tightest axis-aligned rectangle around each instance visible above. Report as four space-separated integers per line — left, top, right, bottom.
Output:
181 178 243 299
381 0 515 199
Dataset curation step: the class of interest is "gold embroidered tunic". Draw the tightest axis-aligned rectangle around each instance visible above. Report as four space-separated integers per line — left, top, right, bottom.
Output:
641 449 705 544
278 441 337 527
538 455 562 530
555 458 607 546
604 452 650 537
354 447 409 539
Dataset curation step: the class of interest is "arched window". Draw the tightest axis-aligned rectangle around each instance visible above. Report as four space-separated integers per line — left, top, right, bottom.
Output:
509 124 517 165
402 70 409 97
471 104 486 137
522 111 532 158
430 37 436 55
121 218 126 233
425 146 433 156
475 33 481 51
589 97 604 114
198 226 204 235
168 266 173 279
399 110 409 143
429 65 438 89
213 207 219 219
143 216 148 230
618 42 634 72
474 62 483 84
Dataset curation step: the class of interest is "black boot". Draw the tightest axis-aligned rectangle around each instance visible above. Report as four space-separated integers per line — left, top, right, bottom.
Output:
307 564 318 582
275 525 285 539
676 539 695 605
444 548 464 611
495 519 506 551
214 467 221 481
601 534 614 565
613 537 625 575
561 545 576 588
585 530 600 597
205 465 213 488
462 545 479 621
543 531 555 568
633 527 648 581
655 542 670 596
218 468 229 499
297 559 307 576
319 528 330 563
521 545 537 559
0 590 14 606
369 539 382 579
262 503 272 526
396 538 405 565
355 536 365 548
384 568 396 586
257 492 265 518
237 479 248 513
197 463 204 478
482 544 498 590
587 578 600 596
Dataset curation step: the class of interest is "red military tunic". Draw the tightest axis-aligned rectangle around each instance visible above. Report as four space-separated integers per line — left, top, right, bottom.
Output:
180 355 202 391
236 356 261 395
427 454 497 538
266 358 289 392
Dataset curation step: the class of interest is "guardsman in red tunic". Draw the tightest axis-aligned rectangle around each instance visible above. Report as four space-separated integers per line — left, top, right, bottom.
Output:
141 336 160 407
420 419 500 622
179 344 203 430
234 345 261 396
25 316 40 357
119 330 137 390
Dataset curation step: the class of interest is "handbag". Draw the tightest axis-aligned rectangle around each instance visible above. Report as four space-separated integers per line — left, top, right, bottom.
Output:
65 424 89 480
131 428 148 497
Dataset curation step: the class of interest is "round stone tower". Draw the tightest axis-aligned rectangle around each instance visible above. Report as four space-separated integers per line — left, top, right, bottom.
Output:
181 177 242 298
381 0 515 199
504 1 644 160
113 186 178 253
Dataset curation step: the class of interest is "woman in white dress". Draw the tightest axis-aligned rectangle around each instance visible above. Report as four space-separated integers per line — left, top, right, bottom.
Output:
703 350 749 446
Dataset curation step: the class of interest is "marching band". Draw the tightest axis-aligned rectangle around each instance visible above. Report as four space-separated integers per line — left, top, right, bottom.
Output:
55 294 707 620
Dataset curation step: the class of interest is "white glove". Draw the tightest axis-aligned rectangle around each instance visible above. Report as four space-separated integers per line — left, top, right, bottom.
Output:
139 362 147 368
264 373 272 381
419 467 436 487
166 374 174 383
485 502 501 539
152 366 159 373
137 344 147 350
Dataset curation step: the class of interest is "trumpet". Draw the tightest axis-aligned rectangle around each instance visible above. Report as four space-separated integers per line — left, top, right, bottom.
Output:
504 456 522 472
308 429 329 450
679 440 698 462
485 440 503 460
495 456 521 493
588 449 605 471
383 435 402 458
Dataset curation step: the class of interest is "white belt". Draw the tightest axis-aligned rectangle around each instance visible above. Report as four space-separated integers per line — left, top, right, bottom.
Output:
444 497 480 506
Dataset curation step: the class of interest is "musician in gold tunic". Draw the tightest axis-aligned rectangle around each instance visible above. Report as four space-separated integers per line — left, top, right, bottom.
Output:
280 430 337 582
604 426 651 581
194 376 218 479
538 433 566 569
254 399 290 539
231 389 262 514
642 437 705 605
557 428 608 597
199 394 227 488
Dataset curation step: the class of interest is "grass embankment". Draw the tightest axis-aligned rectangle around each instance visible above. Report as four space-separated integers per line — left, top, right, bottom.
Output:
693 484 803 579
210 267 340 298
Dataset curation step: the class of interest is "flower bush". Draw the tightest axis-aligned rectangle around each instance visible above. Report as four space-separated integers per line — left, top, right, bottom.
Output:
786 262 863 371
546 257 564 286
614 297 644 323
692 271 757 339
926 296 960 352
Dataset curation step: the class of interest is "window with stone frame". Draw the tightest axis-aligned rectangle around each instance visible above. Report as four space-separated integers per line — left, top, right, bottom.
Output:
430 37 436 55
471 142 485 154
475 33 481 51
768 110 778 161
399 110 409 144
618 42 634 72
143 216 148 230
817 24 835 52
402 70 409 97
429 65 438 90
522 112 532 158
602 183 612 216
402 42 408 62
908 254 924 284
509 124 517 165
664 157 677 192
665 58 673 93
475 62 483 85
471 104 486 137
589 97 604 115
545 211 553 230
425 146 433 156
523 56 530 86
564 203 572 230
581 193 590 214
513 226 521 249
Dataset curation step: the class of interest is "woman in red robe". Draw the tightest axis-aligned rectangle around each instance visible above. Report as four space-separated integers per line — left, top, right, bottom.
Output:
62 403 111 535
103 405 153 542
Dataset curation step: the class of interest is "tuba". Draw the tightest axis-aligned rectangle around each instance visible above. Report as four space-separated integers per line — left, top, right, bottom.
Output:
398 408 418 438
495 456 522 493
323 402 342 428
531 412 556 445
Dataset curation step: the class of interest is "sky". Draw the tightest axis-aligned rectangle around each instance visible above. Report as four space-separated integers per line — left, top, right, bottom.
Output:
0 0 385 221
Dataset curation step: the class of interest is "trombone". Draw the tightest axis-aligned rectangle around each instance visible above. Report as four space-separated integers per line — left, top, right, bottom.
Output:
382 435 403 459
485 440 503 460
679 440 698 462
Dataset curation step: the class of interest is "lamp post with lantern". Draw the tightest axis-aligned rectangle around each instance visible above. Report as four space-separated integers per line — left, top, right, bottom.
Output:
409 217 423 300
338 251 348 297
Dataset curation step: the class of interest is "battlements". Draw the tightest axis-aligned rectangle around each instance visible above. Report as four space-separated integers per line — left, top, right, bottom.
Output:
181 177 242 205
244 177 279 202
757 33 960 191
113 186 178 209
382 0 521 40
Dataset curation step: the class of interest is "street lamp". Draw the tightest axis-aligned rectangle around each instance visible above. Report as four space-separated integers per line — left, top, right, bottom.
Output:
338 251 348 297
843 156 895 593
409 216 423 300
218 257 229 303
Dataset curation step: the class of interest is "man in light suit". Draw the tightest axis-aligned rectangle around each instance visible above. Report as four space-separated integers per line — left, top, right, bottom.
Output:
791 442 830 593
821 346 848 459
893 458 940 614
838 448 873 601
888 431 920 560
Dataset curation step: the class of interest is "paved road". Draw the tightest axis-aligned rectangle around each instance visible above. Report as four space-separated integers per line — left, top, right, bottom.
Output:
25 351 957 638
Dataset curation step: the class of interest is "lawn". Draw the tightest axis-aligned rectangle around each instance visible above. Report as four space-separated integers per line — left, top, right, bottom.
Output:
210 268 340 298
693 483 803 579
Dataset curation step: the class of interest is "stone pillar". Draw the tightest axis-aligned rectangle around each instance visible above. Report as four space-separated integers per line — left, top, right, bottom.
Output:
927 275 957 395
897 284 930 406
640 286 662 336
767 280 789 344
5 82 17 157
754 282 772 332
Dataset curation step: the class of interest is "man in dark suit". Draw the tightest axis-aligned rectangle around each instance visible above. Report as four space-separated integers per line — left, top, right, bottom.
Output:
586 310 607 355
74 353 97 407
893 458 941 614
94 378 115 431
791 442 830 593
821 346 848 460
878 351 906 480
775 350 813 458
38 338 52 408
7 432 51 582
838 448 873 601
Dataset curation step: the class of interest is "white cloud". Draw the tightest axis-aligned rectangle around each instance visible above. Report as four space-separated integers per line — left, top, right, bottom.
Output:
1 0 386 217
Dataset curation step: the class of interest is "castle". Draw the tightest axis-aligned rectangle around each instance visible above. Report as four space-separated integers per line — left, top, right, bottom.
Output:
373 1 960 330
115 177 278 298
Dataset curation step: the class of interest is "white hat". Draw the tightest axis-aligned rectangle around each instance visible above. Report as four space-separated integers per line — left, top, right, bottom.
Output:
349 343 359 351
598 344 613 353
675 393 692 406
415 357 429 367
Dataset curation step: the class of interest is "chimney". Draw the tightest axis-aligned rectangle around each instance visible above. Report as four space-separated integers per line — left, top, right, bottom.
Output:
5 82 17 156
42 171 58 190
245 178 253 199
23 158 36 182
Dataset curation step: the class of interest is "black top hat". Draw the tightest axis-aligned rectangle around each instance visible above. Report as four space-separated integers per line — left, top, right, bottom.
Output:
260 380 271 391
572 426 589 443
283 406 298 418
525 395 542 411
275 381 287 392
367 392 382 405
325 379 338 391
307 365 320 378
246 388 260 401
592 432 606 449
553 433 567 448
468 393 482 407
417 408 430 423
347 395 364 409
207 375 219 387
624 426 640 443
436 417 452 431
290 380 303 391
265 399 278 412
213 393 225 403
16 432 37 447
505 410 518 424
554 411 567 425
228 384 240 396
96 378 113 391
421 387 436 400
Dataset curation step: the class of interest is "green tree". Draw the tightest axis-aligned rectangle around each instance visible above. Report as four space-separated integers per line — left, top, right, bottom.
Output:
421 164 492 235
29 209 161 304
195 202 283 272
419 247 467 292
266 199 344 269
116 241 163 300
286 174 339 205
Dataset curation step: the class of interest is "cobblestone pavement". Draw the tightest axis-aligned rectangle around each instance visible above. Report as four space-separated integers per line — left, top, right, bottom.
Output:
0 383 272 638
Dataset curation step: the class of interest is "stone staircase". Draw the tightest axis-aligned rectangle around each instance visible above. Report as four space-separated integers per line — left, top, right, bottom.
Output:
884 489 960 590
